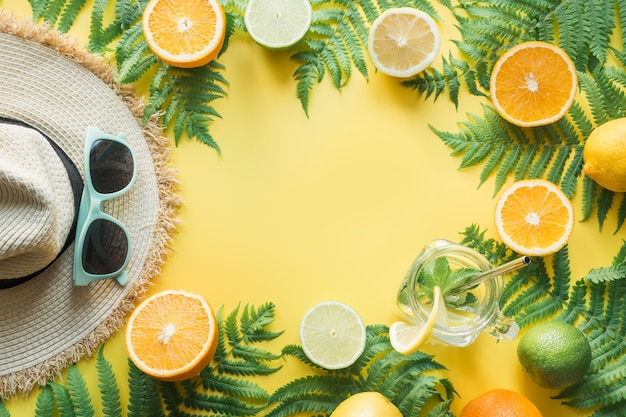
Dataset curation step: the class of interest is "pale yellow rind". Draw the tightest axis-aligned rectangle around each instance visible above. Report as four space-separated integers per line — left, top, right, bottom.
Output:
390 285 443 354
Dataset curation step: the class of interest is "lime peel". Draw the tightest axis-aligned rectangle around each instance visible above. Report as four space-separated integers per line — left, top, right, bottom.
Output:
299 301 366 370
244 0 312 49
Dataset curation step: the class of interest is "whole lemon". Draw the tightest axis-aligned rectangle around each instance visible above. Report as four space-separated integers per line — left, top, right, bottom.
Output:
583 118 626 192
517 320 591 389
330 392 403 417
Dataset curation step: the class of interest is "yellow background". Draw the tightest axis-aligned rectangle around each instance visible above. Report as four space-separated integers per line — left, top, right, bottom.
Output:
4 1 623 416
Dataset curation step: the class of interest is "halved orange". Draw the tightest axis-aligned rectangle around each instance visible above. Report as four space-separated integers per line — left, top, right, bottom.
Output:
494 179 574 256
125 289 218 381
142 0 226 68
490 41 577 127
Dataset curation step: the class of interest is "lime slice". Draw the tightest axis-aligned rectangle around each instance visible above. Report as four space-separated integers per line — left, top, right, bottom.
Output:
244 0 312 49
299 301 366 369
389 285 444 354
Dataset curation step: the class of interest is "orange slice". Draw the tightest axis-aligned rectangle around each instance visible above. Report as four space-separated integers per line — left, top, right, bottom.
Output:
368 7 441 78
125 289 218 381
142 0 226 68
494 179 574 256
490 41 577 127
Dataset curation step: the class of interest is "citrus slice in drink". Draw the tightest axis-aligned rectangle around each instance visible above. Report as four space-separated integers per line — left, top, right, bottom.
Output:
390 285 444 354
244 0 312 49
299 301 366 369
368 7 441 78
125 289 218 381
490 41 577 127
494 179 574 256
142 0 226 68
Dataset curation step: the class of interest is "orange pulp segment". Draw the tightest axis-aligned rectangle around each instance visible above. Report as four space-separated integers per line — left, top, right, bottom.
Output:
490 41 577 127
494 179 574 256
142 0 226 68
125 289 218 381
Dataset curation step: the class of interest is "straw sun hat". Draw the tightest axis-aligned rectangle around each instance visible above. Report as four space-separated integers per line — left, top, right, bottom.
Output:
0 13 179 398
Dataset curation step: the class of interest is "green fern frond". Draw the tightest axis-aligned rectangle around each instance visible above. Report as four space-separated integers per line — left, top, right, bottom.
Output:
202 370 270 399
270 324 454 417
28 0 48 21
270 374 356 402
34 386 54 417
65 365 95 417
31 0 88 33
48 382 75 417
96 347 122 417
585 265 626 284
184 391 266 416
267 393 340 417
431 104 585 197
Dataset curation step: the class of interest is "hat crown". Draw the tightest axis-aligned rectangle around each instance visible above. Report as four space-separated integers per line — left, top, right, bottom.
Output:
0 123 75 280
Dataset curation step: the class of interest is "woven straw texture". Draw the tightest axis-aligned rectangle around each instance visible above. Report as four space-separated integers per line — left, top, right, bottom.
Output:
0 13 180 399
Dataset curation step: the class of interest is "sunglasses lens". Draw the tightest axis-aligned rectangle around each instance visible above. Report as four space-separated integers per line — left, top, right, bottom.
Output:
89 139 134 194
82 219 129 275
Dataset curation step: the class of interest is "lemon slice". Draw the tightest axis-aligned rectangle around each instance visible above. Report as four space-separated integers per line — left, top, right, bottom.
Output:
244 0 312 49
368 7 441 78
299 301 366 370
390 285 444 354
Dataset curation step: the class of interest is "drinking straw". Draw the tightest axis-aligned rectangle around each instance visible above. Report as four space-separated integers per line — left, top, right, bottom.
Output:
454 255 531 292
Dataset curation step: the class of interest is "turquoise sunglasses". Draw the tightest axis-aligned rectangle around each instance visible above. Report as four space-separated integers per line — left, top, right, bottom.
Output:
73 127 137 286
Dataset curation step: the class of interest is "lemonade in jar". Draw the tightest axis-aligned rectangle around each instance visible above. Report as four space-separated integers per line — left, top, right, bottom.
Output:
395 239 523 347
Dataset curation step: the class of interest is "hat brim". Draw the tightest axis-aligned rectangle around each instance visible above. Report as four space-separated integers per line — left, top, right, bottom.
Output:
0 13 180 398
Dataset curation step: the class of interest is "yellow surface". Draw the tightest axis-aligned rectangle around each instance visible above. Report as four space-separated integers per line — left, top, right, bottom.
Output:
3 2 623 416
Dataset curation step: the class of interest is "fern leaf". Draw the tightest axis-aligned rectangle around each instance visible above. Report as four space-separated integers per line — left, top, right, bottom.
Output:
396 375 440 417
88 0 108 53
48 382 75 417
29 0 48 21
96 346 122 417
156 381 184 414
40 0 66 28
266 393 339 417
217 357 282 376
127 360 161 417
65 365 95 417
34 386 54 417
231 344 282 363
117 40 159 84
364 353 445 396
558 279 588 323
240 302 283 342
270 374 355 403
57 0 87 33
185 391 266 416
202 369 270 399
225 303 243 346
596 187 616 231
589 400 626 417
586 265 626 284
564 379 626 409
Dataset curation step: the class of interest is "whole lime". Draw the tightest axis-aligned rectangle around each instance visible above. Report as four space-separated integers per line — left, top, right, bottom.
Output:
583 117 626 192
517 321 591 389
329 392 403 417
